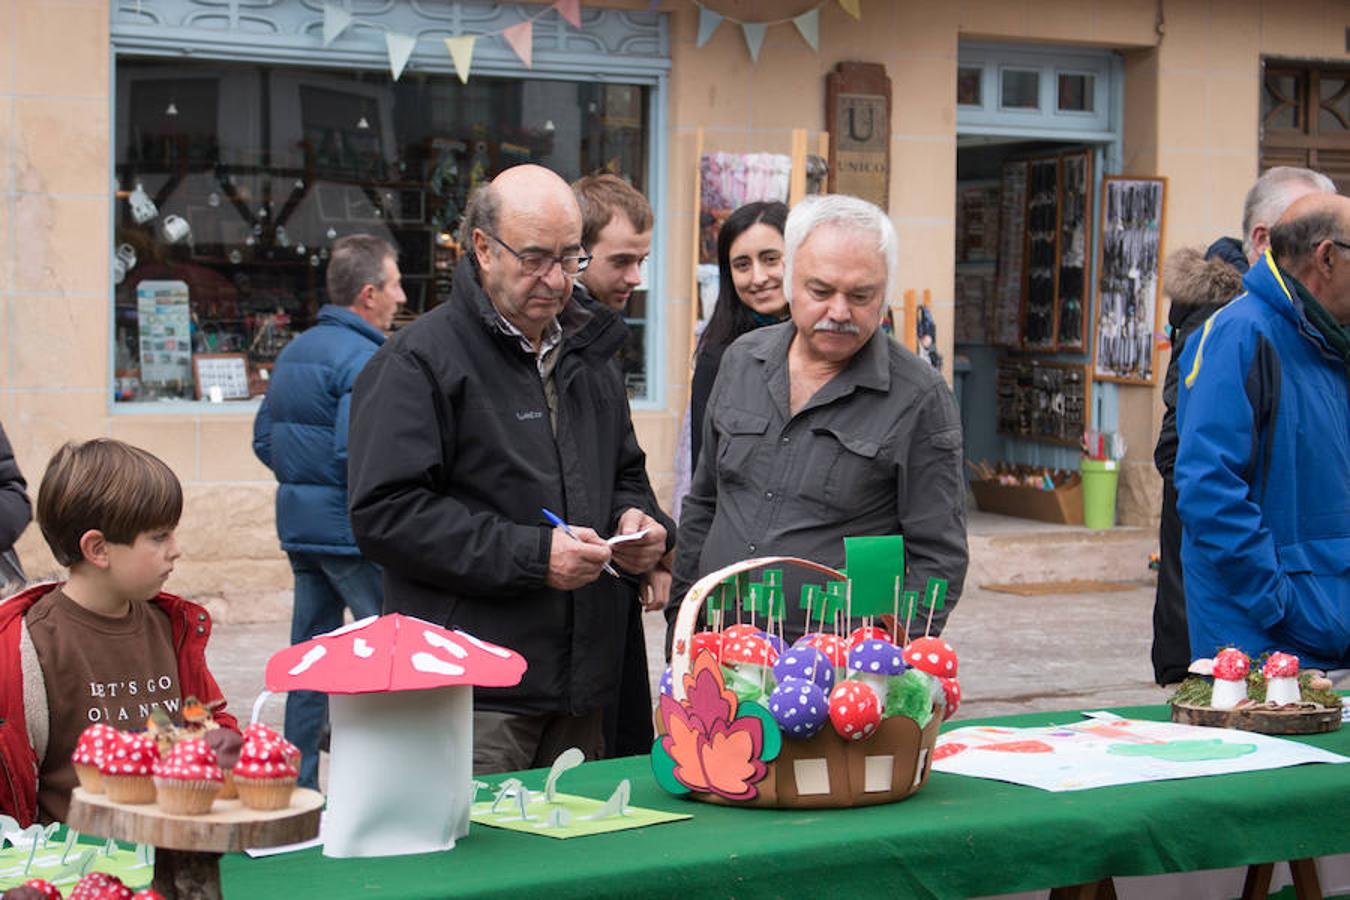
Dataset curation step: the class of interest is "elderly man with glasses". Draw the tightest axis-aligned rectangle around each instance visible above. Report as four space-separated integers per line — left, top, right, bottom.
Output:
1175 191 1350 680
348 164 673 773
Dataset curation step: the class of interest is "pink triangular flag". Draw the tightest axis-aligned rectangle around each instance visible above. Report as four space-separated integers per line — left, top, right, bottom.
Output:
554 0 582 29
503 19 533 68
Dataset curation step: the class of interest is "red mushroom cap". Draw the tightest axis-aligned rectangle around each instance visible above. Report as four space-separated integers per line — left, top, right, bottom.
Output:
1262 652 1300 679
828 681 881 741
803 633 849 667
721 632 779 667
132 891 167 900
68 873 132 900
1212 648 1251 681
940 677 961 721
721 623 761 641
848 625 892 649
904 636 959 678
690 631 723 664
264 613 527 694
20 881 63 900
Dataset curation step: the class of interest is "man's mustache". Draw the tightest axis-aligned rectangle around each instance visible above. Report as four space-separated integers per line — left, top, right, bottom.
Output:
813 320 861 334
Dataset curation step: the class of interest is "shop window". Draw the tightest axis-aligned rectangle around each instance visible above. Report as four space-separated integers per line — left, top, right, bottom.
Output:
957 66 983 107
1057 73 1094 113
1000 69 1040 110
113 59 652 404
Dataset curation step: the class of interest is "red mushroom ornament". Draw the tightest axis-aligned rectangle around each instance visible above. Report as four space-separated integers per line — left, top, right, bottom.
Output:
828 681 882 741
940 677 961 721
265 614 526 858
1262 652 1301 705
1210 648 1250 710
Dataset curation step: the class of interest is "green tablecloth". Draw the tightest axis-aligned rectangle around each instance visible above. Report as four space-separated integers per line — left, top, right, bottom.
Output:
220 704 1350 899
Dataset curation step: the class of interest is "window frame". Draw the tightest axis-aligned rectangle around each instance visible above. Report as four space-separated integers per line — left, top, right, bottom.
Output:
110 2 670 413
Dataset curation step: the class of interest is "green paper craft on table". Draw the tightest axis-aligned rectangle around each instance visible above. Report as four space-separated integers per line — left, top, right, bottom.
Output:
0 827 152 892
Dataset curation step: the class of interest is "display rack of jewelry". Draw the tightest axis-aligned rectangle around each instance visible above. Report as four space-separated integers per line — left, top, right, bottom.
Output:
991 160 1027 347
1054 151 1092 351
995 358 1090 446
1093 176 1167 384
1021 157 1060 349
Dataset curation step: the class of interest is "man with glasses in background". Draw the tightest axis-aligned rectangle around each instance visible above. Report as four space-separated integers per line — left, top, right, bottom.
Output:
1175 191 1350 680
348 164 672 773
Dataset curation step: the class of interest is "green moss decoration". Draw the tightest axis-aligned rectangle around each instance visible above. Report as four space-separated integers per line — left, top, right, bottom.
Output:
885 669 933 727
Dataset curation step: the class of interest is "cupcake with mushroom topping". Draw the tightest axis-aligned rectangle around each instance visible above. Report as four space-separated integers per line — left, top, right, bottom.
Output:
70 723 120 794
153 737 223 814
233 732 298 810
98 731 160 805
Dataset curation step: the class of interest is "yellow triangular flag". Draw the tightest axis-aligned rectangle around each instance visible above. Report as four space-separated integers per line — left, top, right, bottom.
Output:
837 0 861 20
445 36 476 85
503 19 533 68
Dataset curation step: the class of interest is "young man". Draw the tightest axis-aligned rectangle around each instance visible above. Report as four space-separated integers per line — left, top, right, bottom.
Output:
253 234 404 788
0 439 237 825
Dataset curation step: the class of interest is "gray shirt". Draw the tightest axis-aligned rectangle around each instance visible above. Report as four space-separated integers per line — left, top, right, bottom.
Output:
671 321 968 641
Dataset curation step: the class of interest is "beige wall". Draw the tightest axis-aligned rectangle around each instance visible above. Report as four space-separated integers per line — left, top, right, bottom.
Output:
3 0 1344 604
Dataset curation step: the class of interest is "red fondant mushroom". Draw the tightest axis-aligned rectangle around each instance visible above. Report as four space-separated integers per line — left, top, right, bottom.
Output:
1210 648 1251 710
1262 652 1301 705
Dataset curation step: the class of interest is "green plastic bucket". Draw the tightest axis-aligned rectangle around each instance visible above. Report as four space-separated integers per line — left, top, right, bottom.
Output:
1080 458 1119 529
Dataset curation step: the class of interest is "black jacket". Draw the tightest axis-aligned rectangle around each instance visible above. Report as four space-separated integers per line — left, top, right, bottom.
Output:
348 257 672 716
0 422 30 553
1153 239 1247 480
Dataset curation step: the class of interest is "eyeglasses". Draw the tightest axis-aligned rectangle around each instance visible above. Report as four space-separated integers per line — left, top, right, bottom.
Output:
482 230 591 276
1327 239 1350 253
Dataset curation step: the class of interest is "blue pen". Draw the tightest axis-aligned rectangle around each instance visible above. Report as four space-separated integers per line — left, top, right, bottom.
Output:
541 507 620 578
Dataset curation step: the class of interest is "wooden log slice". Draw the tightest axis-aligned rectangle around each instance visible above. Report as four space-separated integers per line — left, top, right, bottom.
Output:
1170 702 1342 735
67 786 324 853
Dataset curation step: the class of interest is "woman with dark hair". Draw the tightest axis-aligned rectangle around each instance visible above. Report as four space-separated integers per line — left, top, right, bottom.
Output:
689 201 789 471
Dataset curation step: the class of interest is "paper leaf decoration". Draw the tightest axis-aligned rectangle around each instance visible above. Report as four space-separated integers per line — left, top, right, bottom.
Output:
385 31 417 81
653 650 769 800
741 22 767 62
793 8 820 50
322 3 354 46
264 613 527 694
544 746 585 802
503 19 534 67
445 35 476 84
838 0 862 19
696 7 723 47
554 0 582 29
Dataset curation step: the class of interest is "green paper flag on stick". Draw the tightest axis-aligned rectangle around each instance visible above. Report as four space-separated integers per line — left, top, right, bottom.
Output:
799 584 820 610
767 586 785 618
762 569 783 587
843 535 906 618
902 590 920 620
924 577 948 610
747 582 769 614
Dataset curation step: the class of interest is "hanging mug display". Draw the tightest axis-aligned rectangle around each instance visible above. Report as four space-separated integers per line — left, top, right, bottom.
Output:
113 243 137 285
127 183 158 224
162 214 192 244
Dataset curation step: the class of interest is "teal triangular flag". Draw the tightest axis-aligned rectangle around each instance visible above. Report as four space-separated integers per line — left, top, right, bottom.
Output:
696 7 723 47
741 22 767 62
792 8 819 51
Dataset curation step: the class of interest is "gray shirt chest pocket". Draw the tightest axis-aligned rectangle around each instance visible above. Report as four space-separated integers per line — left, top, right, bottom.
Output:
799 426 887 514
714 408 770 486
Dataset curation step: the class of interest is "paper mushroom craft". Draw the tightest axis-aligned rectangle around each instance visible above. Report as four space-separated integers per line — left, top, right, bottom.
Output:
1262 652 1301 705
1209 648 1251 710
264 614 526 858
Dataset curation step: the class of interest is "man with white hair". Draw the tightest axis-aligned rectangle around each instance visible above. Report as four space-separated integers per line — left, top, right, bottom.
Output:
670 194 968 642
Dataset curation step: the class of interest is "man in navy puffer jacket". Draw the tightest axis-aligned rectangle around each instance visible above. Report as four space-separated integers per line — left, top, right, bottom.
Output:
253 234 405 787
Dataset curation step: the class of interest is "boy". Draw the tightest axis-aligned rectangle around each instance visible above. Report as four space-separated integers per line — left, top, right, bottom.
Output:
0 439 237 825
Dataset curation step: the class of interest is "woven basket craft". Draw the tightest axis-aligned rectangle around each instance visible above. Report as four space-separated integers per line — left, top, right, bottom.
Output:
652 556 942 809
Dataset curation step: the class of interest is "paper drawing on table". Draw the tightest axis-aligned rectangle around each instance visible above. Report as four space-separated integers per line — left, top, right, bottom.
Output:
0 835 153 891
934 715 1348 792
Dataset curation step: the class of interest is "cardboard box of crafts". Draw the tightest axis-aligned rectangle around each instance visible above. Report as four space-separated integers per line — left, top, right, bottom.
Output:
969 467 1083 526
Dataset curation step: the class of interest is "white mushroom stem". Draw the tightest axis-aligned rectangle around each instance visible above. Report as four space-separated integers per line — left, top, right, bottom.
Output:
1210 677 1247 710
1266 675 1301 705
853 672 890 710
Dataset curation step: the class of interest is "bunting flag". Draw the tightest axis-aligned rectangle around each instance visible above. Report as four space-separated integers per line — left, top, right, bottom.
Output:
740 22 767 62
322 3 354 46
445 36 476 84
792 8 819 51
837 0 861 20
503 19 534 68
554 0 582 29
696 7 722 47
385 31 417 80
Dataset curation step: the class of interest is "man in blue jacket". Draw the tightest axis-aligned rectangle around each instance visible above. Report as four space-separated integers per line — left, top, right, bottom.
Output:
253 234 405 787
1176 192 1350 675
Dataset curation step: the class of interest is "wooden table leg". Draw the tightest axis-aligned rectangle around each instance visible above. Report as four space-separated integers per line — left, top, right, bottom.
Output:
152 848 222 900
1289 858 1323 900
1243 862 1275 900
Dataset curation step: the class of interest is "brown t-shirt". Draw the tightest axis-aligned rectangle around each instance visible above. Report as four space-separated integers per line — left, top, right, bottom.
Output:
25 589 180 823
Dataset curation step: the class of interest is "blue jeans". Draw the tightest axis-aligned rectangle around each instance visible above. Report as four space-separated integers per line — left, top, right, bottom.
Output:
284 552 384 789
